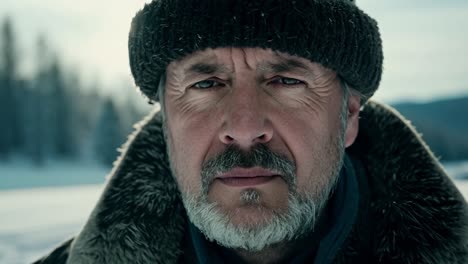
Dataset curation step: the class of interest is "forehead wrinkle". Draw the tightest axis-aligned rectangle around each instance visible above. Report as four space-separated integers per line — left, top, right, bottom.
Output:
241 48 256 71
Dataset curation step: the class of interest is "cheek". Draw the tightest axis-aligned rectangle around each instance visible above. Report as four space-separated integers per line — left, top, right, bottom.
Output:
166 109 221 194
288 133 337 198
276 103 342 194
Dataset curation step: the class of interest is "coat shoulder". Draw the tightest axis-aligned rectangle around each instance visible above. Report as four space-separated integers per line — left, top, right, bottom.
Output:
348 101 468 263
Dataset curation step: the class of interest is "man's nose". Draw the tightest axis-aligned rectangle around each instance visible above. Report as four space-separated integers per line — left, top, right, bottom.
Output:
218 88 273 149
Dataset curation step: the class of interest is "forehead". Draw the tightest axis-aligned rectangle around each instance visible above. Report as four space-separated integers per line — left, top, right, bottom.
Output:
166 47 332 76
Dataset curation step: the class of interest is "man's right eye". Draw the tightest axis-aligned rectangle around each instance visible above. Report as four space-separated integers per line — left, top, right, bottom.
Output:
191 79 224 89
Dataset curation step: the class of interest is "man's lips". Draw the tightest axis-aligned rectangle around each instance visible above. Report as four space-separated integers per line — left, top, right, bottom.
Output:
215 167 280 187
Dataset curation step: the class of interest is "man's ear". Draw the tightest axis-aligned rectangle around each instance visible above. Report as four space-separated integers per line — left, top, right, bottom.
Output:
344 94 361 148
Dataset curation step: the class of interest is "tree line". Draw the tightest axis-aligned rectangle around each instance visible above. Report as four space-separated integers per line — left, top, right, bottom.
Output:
393 98 468 162
0 17 148 167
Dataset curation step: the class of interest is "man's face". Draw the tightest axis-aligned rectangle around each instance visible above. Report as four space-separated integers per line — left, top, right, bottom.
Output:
164 47 359 250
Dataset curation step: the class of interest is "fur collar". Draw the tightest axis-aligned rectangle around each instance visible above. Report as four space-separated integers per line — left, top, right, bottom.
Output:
63 101 467 264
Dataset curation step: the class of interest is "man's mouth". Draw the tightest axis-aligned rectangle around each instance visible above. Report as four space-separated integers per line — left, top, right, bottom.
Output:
215 167 280 187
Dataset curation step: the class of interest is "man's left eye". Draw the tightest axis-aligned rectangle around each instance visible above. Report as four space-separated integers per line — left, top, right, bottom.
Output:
271 77 304 86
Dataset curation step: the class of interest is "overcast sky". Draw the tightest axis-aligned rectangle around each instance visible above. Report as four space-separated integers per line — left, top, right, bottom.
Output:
1 0 467 103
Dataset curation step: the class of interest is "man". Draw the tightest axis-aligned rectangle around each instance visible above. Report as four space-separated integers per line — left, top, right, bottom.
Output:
36 0 467 263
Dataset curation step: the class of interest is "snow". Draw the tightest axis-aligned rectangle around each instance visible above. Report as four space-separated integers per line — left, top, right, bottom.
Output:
443 160 468 180
0 161 107 263
0 161 467 263
0 185 103 264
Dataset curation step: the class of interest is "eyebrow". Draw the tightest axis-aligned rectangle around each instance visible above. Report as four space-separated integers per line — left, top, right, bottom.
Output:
182 57 312 79
260 58 311 75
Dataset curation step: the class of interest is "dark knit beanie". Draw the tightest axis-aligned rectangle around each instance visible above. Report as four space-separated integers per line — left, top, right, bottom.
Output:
129 0 383 102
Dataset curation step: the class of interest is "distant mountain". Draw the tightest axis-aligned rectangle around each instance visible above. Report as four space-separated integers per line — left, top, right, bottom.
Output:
391 95 468 161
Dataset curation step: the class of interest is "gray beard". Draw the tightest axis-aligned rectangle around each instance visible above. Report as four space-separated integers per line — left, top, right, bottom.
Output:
182 188 323 251
177 143 344 252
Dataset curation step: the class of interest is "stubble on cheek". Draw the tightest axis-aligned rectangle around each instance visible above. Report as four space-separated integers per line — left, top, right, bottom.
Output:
300 123 345 203
164 123 204 201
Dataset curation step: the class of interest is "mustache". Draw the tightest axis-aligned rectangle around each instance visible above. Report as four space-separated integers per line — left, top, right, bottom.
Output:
200 144 297 194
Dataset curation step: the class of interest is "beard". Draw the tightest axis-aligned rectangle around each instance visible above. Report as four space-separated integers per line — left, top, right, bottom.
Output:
167 132 346 251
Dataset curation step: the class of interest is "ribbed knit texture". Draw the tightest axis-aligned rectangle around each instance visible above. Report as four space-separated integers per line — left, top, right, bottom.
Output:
129 0 383 102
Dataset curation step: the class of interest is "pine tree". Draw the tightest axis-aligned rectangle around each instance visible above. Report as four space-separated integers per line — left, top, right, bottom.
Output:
28 34 51 165
0 17 20 159
78 82 104 161
65 69 87 159
48 56 76 159
93 98 125 166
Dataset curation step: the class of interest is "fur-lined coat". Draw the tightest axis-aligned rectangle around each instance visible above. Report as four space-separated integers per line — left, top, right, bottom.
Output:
35 101 468 264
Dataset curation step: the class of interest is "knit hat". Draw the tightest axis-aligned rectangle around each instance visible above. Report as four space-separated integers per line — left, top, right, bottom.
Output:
129 0 383 102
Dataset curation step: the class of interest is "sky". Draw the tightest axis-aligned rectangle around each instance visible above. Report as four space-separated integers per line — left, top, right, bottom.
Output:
1 0 467 103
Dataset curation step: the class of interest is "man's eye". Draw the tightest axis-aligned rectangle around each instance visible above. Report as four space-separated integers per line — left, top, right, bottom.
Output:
271 77 304 86
191 80 224 89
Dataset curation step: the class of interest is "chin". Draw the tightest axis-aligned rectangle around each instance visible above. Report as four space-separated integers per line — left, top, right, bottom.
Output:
224 204 280 229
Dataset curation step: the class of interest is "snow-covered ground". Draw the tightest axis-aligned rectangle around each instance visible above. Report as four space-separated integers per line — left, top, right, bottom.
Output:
0 161 108 263
0 161 467 263
0 185 103 263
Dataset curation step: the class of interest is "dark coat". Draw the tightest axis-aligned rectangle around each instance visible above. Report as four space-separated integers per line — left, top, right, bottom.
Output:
34 101 468 264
